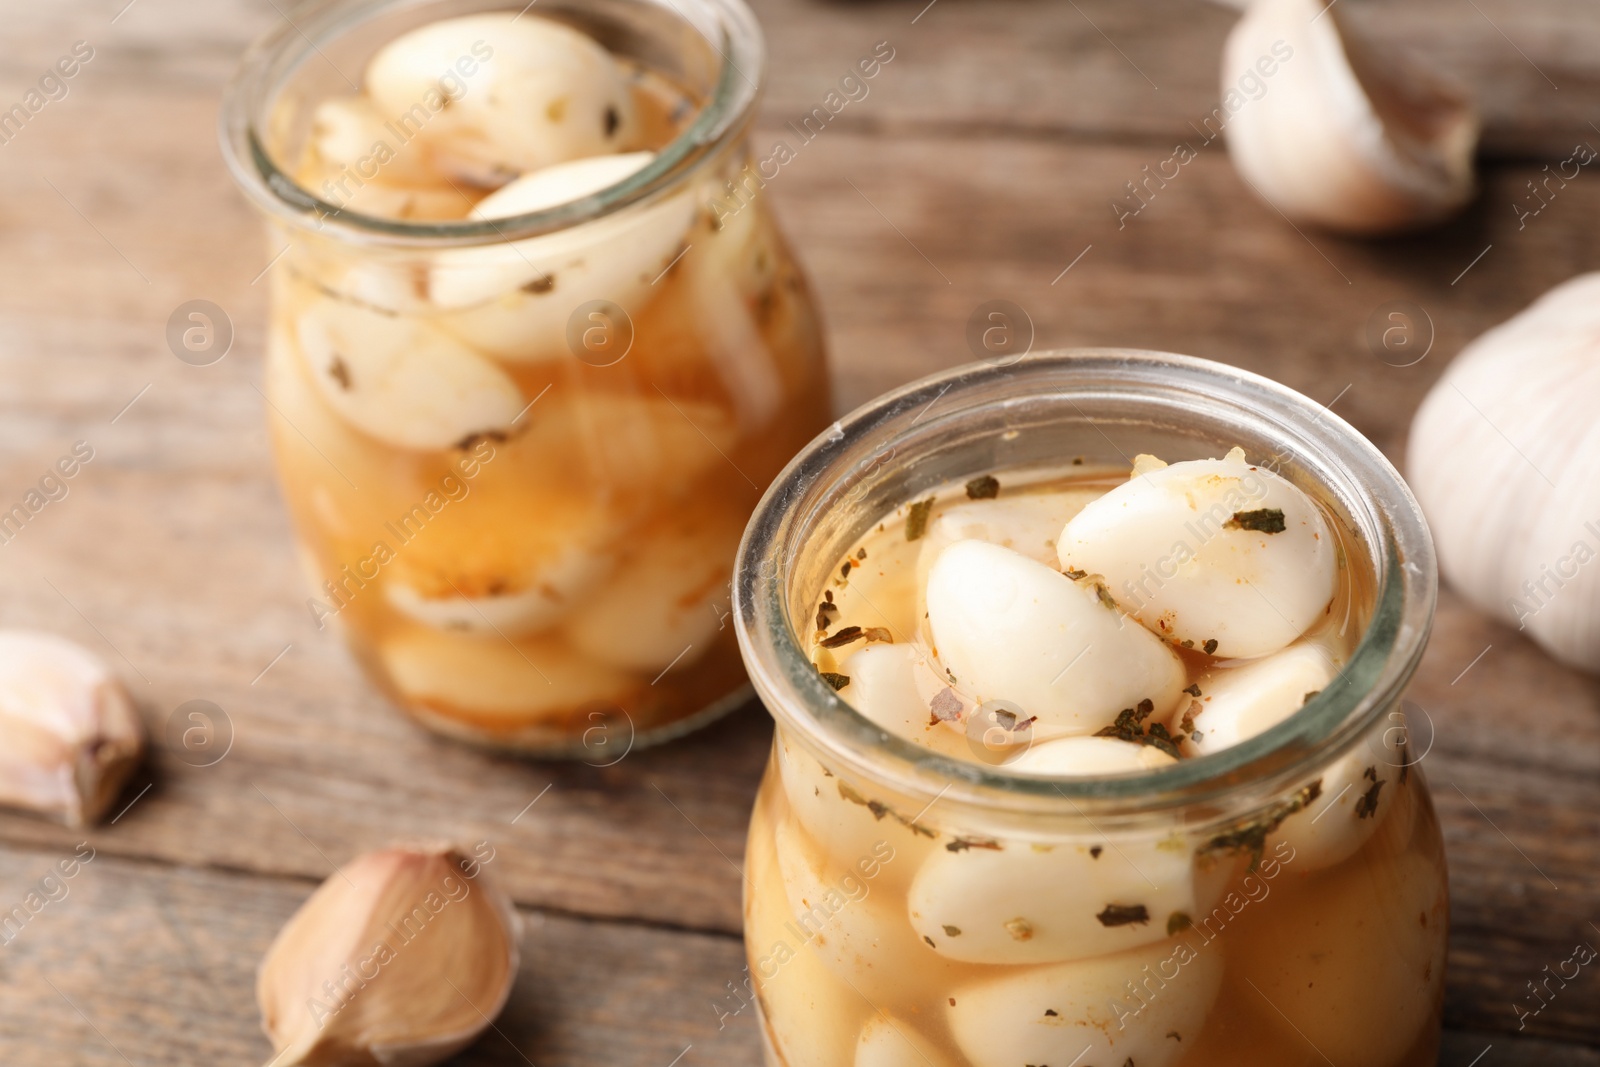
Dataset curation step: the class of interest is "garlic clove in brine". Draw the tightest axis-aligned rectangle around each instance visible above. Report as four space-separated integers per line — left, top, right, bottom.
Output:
258 844 521 1067
1222 0 1479 234
0 631 143 827
1408 272 1600 673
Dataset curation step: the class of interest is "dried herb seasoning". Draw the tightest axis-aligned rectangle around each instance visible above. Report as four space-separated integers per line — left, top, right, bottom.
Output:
1183 683 1202 697
1303 690 1321 705
1202 638 1219 655
1167 911 1193 935
1095 903 1151 927
1089 845 1103 859
818 671 850 691
840 560 853 579
1226 508 1287 533
964 474 1000 500
905 497 936 541
1094 698 1178 756
1355 767 1385 818
521 274 556 294
327 355 352 390
837 781 935 838
942 924 962 937
1064 567 1088 580
856 547 868 560
945 837 1002 853
1200 779 1323 869
819 626 864 649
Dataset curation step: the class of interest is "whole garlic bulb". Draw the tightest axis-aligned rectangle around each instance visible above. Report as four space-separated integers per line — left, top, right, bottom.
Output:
258 844 522 1067
1222 0 1479 234
0 631 143 826
1408 273 1600 672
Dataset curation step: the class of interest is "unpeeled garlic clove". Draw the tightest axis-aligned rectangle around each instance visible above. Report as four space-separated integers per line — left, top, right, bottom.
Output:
0 631 143 827
1222 0 1478 234
258 844 521 1067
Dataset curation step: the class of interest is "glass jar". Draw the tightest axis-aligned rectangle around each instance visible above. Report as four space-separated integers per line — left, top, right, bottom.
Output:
732 350 1444 1067
220 0 830 754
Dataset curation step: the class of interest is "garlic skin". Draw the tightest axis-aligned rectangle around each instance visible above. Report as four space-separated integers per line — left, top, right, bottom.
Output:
0 632 143 827
1222 0 1478 234
925 540 1187 738
1058 451 1337 659
365 14 637 183
258 844 521 1067
1409 273 1600 673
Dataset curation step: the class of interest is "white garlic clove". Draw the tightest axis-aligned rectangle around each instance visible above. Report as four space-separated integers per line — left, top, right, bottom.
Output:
1274 730 1407 873
336 179 477 222
1408 272 1600 673
773 815 969 1011
925 540 1186 738
855 1015 956 1067
294 296 525 451
1222 0 1478 234
944 934 1223 1067
834 644 972 759
380 626 632 730
536 393 739 498
385 542 613 638
565 496 746 672
917 487 1102 572
1228 846 1446 1065
1058 450 1338 659
0 631 143 827
773 734 941 898
430 154 698 363
1172 641 1339 757
906 823 1200 965
747 802 870 1067
364 14 636 181
1006 734 1177 776
257 844 521 1067
307 95 439 188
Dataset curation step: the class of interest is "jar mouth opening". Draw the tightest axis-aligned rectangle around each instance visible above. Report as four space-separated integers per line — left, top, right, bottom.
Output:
732 349 1438 818
217 0 762 247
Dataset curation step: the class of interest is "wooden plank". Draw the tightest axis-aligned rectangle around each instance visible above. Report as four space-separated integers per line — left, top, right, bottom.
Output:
0 843 1596 1065
0 845 762 1066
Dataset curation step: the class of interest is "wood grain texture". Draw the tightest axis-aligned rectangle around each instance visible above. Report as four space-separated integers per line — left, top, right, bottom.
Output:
0 0 1596 1061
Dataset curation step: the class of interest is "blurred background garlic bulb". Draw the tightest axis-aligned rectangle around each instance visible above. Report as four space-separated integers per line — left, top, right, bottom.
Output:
1408 273 1600 672
1222 0 1479 234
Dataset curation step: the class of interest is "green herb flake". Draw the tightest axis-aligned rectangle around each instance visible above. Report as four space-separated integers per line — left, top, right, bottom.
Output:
818 671 850 691
1183 683 1202 697
942 924 962 937
1095 903 1151 928
905 498 936 542
1064 567 1088 580
1303 690 1321 705
965 474 1001 500
1355 775 1385 819
1226 508 1287 534
1200 779 1324 869
1202 638 1219 655
1167 911 1193 936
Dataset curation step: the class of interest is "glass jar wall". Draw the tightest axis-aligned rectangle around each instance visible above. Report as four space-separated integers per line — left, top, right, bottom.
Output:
733 351 1445 1066
222 0 830 754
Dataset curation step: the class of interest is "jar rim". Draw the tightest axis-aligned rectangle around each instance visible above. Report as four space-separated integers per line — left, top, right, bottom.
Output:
217 0 763 247
732 349 1439 820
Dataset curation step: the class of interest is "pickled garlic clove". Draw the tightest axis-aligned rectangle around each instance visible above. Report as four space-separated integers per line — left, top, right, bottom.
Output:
854 1015 956 1067
1007 735 1177 776
307 95 438 188
566 497 746 672
773 817 968 1011
523 393 738 498
906 828 1200 965
1171 641 1339 757
747 801 870 1066
1058 451 1337 659
364 14 636 180
924 540 1186 737
774 735 940 898
385 543 613 638
944 936 1223 1067
1228 846 1445 1065
334 178 477 222
430 157 698 363
379 626 632 731
1274 736 1408 873
294 297 524 451
917 487 1102 571
834 645 972 760
0 632 143 827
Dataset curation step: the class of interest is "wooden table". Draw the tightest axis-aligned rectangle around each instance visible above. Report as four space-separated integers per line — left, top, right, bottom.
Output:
1 0 1598 1062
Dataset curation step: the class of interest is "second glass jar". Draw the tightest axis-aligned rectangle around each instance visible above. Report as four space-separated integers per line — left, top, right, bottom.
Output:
222 0 830 753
